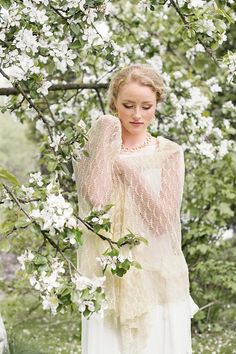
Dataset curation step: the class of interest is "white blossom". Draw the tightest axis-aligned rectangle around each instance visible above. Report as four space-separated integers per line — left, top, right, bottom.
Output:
96 255 116 270
81 27 99 46
42 24 53 37
42 294 59 315
49 132 65 152
48 39 77 73
206 77 222 93
29 171 43 187
147 55 163 72
102 1 117 16
36 119 47 134
22 0 48 24
82 8 98 25
75 298 95 313
212 127 223 139
1 196 14 209
173 71 183 79
77 120 87 130
187 87 210 111
217 139 234 158
21 184 35 198
0 3 22 29
96 250 133 272
138 0 149 11
13 28 40 55
17 249 35 270
187 0 206 8
4 65 27 82
222 101 234 110
30 193 77 233
37 80 52 95
196 141 215 160
72 274 106 294
221 52 236 84
29 258 65 295
221 228 234 241
186 43 205 61
32 0 49 5
4 53 40 83
196 19 216 37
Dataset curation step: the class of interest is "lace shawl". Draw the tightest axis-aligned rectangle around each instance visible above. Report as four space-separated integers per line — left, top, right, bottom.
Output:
72 114 191 354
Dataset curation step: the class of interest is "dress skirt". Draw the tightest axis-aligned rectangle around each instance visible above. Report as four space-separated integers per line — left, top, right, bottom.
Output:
81 295 199 354
0 315 9 354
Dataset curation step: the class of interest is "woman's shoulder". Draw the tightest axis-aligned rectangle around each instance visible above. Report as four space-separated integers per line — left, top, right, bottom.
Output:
158 136 183 154
97 113 119 123
93 114 121 130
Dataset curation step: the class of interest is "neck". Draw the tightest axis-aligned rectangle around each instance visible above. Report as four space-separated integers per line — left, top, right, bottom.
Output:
121 126 147 148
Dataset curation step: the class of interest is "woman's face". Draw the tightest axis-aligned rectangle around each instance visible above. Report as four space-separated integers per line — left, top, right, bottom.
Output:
114 81 157 135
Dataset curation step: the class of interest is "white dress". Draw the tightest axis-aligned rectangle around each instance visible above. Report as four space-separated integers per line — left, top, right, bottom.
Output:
81 294 199 354
72 114 200 354
0 315 9 354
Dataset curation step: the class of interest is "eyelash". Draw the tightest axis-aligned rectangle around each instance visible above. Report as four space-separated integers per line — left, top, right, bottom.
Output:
123 104 151 110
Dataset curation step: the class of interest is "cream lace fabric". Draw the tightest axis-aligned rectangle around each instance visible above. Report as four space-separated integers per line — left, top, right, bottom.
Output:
72 114 191 354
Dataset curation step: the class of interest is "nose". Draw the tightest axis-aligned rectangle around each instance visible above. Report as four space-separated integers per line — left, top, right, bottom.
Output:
133 107 142 121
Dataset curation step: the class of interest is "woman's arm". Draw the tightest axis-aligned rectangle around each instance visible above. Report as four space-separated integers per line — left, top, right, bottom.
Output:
115 146 185 237
72 114 122 209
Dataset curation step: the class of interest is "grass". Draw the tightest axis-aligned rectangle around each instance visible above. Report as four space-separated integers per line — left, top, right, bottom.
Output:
1 292 236 354
192 328 236 354
1 293 81 354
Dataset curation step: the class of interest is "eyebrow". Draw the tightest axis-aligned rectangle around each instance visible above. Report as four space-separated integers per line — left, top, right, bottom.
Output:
122 100 153 104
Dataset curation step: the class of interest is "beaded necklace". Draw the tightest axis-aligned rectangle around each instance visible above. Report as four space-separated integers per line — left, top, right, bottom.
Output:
121 132 153 152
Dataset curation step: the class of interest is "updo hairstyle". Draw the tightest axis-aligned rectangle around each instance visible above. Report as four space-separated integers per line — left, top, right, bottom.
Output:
107 63 165 115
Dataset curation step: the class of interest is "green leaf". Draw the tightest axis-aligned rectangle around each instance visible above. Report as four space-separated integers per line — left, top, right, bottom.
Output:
0 238 11 252
15 219 30 228
74 229 83 245
0 220 15 235
132 261 142 269
70 24 82 36
122 259 131 269
34 255 47 265
219 203 234 217
215 6 233 23
69 39 83 49
210 41 220 51
137 236 149 246
59 287 72 297
0 167 20 185
112 267 126 277
196 244 210 255
0 0 12 9
47 160 58 172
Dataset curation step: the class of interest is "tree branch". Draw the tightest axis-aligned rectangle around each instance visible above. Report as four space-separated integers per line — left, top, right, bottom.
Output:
2 183 81 275
0 82 108 96
169 0 220 67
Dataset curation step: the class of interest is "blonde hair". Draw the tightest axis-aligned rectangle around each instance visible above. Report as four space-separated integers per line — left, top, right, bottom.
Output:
107 63 165 115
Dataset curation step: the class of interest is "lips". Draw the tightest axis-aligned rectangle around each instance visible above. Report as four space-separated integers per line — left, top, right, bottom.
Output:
130 122 144 125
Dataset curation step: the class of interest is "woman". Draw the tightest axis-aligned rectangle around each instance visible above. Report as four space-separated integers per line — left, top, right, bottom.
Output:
72 63 199 354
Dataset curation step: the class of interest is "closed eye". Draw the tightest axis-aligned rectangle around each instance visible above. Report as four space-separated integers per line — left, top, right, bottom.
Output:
123 104 133 109
123 104 152 110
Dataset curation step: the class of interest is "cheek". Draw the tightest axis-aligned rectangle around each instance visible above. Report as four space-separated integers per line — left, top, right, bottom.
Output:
119 106 128 115
145 108 155 118
118 107 131 123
